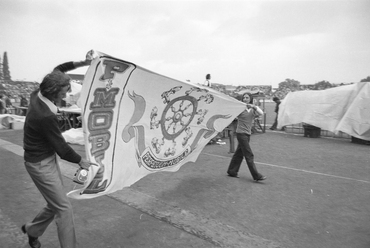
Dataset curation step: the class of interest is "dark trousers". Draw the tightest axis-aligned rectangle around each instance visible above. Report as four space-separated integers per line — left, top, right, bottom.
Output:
270 115 278 130
227 133 261 180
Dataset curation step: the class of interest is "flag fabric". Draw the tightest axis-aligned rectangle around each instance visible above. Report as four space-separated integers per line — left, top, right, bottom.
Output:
68 52 245 199
278 82 370 140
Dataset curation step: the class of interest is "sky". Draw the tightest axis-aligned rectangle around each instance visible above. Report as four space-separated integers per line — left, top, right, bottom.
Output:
0 0 369 87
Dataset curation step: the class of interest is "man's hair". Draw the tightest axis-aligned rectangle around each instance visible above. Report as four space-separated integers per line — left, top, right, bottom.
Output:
272 96 280 102
40 70 71 100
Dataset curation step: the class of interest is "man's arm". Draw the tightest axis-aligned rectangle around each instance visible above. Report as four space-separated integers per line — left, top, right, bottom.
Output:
53 50 94 73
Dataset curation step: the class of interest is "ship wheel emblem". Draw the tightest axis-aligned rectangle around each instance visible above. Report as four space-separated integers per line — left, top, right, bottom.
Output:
160 95 198 140
149 85 214 157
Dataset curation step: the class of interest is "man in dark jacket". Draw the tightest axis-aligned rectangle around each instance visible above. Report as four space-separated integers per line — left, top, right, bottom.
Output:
21 50 94 248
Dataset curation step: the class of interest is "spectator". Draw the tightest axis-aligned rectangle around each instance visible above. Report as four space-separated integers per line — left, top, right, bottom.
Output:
20 95 29 116
0 95 6 114
270 96 281 130
20 95 28 107
270 96 285 131
205 74 211 87
5 94 12 108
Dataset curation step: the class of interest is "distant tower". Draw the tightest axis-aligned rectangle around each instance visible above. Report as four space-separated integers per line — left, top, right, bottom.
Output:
2 52 11 82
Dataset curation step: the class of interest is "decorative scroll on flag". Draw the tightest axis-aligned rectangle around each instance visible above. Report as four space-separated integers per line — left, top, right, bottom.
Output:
68 51 245 199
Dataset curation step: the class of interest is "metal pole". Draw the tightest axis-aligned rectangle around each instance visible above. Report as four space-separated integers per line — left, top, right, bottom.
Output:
263 96 266 133
229 129 235 153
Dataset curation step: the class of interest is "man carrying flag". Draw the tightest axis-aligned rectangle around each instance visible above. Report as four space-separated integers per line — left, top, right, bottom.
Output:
22 50 95 248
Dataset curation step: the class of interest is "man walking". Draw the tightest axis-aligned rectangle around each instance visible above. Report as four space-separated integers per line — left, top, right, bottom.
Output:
22 50 95 248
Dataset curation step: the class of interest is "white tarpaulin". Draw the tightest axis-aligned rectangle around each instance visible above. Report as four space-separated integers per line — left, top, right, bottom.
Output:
0 114 25 129
0 114 13 129
65 81 82 106
62 128 84 145
68 52 246 199
278 82 370 140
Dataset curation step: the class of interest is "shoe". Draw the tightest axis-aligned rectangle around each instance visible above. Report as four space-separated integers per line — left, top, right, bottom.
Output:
227 173 239 178
255 176 267 182
21 225 41 248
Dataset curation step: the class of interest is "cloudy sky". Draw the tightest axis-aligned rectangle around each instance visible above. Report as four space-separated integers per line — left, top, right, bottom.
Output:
0 0 369 87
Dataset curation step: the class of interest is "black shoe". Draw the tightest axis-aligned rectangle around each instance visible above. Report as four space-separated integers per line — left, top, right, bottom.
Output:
227 172 239 178
21 225 41 248
255 176 267 182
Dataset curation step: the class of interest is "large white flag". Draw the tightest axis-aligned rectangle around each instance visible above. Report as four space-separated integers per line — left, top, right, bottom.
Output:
68 52 245 199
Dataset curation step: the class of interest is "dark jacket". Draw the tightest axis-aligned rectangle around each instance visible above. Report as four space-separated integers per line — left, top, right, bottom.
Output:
20 98 28 107
274 101 281 113
23 90 81 163
23 62 81 163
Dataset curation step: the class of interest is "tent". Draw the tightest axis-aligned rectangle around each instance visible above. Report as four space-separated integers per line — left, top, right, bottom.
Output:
278 82 370 141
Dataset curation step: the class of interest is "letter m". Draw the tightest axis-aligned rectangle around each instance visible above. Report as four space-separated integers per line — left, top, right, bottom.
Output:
90 88 120 109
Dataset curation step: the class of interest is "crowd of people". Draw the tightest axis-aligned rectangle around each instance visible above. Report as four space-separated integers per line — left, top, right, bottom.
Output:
0 93 29 115
0 93 22 114
0 80 38 105
209 81 354 102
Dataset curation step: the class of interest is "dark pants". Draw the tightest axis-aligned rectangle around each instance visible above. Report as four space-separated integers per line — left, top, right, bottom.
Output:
227 133 262 180
270 114 278 130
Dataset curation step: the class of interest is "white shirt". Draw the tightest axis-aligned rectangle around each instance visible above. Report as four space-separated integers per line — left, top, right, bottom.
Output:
38 91 58 115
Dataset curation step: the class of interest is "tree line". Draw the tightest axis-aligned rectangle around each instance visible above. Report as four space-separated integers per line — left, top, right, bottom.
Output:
278 76 370 91
1 51 369 88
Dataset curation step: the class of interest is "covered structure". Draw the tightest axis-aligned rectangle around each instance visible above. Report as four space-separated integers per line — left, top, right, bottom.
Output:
278 82 370 141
